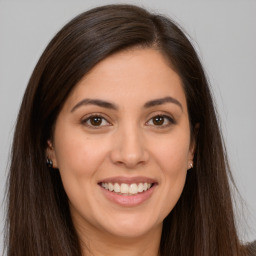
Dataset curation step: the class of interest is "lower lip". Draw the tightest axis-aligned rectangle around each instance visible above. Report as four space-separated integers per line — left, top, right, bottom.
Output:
100 185 156 207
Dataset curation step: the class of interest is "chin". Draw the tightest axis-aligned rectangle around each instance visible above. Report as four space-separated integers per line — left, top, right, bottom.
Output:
98 213 162 239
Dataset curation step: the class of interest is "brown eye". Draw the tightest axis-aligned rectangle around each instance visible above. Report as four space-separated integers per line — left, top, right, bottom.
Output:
82 115 110 128
146 115 175 128
152 116 165 125
89 116 103 126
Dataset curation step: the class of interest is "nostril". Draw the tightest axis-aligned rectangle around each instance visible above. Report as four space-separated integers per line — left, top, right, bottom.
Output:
109 136 149 168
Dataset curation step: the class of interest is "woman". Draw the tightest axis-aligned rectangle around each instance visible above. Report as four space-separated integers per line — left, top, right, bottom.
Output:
5 4 254 256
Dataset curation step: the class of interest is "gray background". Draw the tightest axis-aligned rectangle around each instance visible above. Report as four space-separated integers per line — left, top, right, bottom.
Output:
0 0 255 253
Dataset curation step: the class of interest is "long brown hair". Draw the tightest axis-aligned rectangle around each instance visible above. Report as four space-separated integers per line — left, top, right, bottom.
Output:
5 4 248 256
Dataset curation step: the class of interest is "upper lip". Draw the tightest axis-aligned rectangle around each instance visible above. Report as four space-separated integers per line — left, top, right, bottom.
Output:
98 176 158 185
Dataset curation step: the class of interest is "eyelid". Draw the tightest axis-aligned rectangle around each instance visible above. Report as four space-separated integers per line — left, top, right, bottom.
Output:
81 113 112 128
145 112 176 127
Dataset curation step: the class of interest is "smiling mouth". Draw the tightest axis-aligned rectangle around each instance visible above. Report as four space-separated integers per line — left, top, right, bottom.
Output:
100 182 154 196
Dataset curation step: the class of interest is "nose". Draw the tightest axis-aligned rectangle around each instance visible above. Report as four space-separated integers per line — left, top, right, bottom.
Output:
109 125 149 169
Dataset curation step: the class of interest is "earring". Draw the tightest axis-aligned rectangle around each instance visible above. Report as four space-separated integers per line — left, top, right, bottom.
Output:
188 162 193 170
46 157 53 168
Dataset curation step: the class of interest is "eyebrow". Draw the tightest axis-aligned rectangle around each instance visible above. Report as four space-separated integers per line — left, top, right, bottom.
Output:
71 99 118 112
144 96 183 110
71 96 183 112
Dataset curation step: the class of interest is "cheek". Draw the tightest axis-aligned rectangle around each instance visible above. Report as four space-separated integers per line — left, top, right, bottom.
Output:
159 140 189 188
150 131 190 215
153 130 191 174
53 122 110 180
53 127 110 212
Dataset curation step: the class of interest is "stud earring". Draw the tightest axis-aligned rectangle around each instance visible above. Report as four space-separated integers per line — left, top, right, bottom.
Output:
46 158 53 168
188 162 193 170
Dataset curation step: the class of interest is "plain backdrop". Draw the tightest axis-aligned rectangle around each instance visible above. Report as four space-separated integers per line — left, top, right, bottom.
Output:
0 0 255 253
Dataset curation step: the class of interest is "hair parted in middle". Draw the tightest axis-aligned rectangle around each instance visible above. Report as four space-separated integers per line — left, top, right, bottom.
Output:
7 4 246 256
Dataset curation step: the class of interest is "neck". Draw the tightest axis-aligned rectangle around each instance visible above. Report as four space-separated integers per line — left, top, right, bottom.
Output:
77 224 162 256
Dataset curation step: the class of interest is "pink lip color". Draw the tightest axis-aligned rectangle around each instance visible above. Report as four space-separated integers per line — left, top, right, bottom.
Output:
99 184 156 207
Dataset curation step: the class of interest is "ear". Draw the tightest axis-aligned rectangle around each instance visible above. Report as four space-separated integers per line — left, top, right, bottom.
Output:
188 123 199 169
46 140 58 169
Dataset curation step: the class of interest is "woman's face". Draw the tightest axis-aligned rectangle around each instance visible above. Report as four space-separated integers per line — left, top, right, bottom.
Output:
48 48 194 240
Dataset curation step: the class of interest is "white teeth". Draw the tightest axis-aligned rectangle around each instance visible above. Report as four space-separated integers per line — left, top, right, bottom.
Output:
101 182 153 195
114 183 120 193
138 183 144 192
120 183 129 193
129 183 137 194
108 183 114 191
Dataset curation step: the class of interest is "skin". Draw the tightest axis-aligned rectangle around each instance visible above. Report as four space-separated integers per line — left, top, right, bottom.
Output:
47 48 195 256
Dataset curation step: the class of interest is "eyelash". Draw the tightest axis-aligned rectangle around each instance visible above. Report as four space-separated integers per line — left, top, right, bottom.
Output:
145 114 176 128
81 113 175 129
81 114 111 129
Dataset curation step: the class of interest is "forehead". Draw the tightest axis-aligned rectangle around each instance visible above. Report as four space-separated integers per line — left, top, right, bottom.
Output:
63 48 187 111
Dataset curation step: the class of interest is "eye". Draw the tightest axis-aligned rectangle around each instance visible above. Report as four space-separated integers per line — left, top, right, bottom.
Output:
81 114 111 128
146 115 175 127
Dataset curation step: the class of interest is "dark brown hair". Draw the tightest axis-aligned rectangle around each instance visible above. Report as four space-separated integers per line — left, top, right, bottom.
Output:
6 4 248 256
